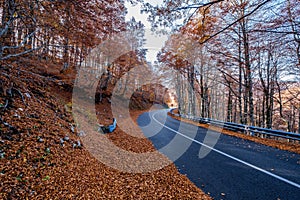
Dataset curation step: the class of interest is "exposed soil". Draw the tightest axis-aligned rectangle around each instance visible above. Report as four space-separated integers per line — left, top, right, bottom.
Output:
0 64 211 199
168 110 300 155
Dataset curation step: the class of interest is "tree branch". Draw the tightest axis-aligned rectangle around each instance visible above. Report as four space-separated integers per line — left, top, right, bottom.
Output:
171 0 224 12
2 31 36 50
0 46 42 61
199 0 272 44
249 29 297 34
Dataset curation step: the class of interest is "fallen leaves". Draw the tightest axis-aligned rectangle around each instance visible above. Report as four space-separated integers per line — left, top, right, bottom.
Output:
0 65 211 199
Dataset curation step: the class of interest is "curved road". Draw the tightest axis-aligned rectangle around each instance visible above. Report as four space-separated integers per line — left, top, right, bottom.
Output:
137 109 300 200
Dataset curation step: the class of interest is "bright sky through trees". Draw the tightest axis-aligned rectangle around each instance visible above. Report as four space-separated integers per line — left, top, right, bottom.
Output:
125 1 168 63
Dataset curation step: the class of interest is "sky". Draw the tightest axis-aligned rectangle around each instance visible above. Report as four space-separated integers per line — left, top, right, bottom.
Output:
125 1 168 63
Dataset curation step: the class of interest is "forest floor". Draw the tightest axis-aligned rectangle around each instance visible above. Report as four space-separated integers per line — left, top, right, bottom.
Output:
168 110 300 155
0 63 211 199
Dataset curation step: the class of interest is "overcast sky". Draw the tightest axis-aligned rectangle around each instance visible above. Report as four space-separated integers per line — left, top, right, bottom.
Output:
125 1 168 63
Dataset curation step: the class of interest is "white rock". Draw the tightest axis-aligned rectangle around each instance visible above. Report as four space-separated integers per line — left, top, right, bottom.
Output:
78 130 86 137
25 93 31 98
64 136 69 141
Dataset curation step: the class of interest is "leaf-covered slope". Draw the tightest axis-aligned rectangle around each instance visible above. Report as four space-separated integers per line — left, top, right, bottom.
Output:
0 65 210 199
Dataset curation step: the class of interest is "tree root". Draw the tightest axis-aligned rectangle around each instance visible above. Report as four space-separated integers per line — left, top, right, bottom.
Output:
1 83 27 114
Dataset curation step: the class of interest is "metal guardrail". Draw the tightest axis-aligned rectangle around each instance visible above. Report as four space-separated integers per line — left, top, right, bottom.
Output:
170 109 300 141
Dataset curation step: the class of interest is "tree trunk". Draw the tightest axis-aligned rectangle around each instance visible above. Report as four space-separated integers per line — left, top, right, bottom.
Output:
62 4 71 72
242 22 254 126
1 0 15 58
233 98 237 122
262 95 265 128
298 108 300 133
265 50 272 129
238 26 244 124
227 89 232 122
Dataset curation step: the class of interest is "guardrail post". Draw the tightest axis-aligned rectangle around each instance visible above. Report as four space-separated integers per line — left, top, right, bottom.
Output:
245 125 250 136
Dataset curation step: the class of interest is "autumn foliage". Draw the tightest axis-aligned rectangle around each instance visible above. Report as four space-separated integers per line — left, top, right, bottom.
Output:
155 0 300 132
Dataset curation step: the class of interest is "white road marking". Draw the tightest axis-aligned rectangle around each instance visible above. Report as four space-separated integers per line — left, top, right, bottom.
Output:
151 111 300 189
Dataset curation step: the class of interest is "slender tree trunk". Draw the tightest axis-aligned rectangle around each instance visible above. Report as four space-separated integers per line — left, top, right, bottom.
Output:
298 108 300 133
291 106 296 132
62 4 71 72
1 0 15 58
257 98 261 127
227 89 232 122
242 24 253 125
200 68 205 117
238 27 243 124
233 98 237 122
206 84 210 118
265 51 272 129
190 65 195 116
262 95 265 128
27 1 36 54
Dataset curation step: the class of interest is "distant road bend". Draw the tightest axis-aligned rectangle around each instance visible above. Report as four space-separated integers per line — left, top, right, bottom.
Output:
137 109 300 200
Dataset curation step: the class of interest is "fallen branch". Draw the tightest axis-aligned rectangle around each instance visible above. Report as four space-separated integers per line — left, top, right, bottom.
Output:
12 88 26 106
0 99 9 111
0 116 19 134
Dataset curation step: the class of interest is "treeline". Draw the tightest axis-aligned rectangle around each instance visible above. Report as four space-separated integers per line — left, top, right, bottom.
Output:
156 0 300 133
76 16 147 102
0 0 126 71
0 1 150 103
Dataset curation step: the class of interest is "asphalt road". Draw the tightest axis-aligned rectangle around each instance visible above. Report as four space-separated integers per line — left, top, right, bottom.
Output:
137 109 300 200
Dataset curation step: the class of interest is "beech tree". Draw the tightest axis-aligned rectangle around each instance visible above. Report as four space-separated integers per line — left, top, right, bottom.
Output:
0 0 127 67
155 0 299 132
1 0 299 132
0 0 40 60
